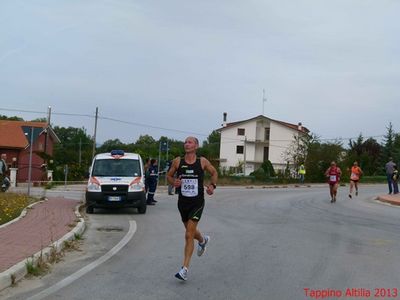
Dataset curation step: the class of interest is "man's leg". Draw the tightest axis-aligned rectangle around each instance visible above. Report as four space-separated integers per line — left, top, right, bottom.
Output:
333 184 338 202
387 175 393 194
394 181 399 194
355 182 359 195
182 220 203 268
147 182 155 204
329 185 333 201
175 220 203 281
349 181 354 198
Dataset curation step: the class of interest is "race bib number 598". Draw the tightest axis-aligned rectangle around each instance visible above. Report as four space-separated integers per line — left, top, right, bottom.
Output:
181 178 199 197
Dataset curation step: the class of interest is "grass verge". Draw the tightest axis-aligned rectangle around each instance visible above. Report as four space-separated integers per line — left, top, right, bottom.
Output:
0 192 39 225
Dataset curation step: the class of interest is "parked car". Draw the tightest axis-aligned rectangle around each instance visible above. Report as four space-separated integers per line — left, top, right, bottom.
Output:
85 150 147 214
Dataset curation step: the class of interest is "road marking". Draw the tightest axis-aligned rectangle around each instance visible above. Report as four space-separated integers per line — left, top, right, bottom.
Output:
26 220 137 300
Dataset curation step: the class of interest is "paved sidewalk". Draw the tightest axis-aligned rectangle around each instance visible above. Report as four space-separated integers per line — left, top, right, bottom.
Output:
376 193 400 206
0 197 84 291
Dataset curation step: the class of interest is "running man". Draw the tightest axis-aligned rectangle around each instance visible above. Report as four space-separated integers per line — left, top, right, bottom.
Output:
348 161 363 199
325 161 342 203
167 136 218 281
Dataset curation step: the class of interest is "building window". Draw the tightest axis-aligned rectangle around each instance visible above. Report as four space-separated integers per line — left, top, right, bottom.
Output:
236 145 244 154
264 128 270 141
263 147 269 162
237 128 245 136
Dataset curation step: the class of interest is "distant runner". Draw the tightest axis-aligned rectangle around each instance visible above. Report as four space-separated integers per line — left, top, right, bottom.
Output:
325 161 342 203
348 161 363 199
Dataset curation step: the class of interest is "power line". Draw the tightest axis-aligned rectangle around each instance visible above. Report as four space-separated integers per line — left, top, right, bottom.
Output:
98 116 209 138
0 107 390 143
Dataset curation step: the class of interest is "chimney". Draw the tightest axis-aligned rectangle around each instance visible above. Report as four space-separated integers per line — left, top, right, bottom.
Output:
222 112 227 127
297 122 303 131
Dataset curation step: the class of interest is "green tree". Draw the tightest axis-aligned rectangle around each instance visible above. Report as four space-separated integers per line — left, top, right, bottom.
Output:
284 132 317 173
383 122 398 162
31 118 47 122
199 130 220 165
347 135 382 175
393 133 400 166
131 135 158 159
0 115 24 121
96 139 126 153
305 139 344 182
52 126 93 181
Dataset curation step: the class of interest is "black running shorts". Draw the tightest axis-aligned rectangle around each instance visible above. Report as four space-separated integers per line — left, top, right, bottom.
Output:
178 199 204 222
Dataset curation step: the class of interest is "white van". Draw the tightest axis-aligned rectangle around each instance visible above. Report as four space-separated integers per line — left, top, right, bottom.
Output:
85 150 147 214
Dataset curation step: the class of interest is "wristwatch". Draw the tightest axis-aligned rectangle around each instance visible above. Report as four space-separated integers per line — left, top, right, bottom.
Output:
210 183 216 189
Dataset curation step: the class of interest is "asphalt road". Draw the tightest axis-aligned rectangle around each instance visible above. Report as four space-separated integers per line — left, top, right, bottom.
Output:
2 184 400 300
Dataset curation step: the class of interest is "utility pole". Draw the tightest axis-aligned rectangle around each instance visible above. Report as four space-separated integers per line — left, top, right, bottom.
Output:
92 107 98 160
27 127 34 196
44 106 51 155
243 136 247 176
166 140 169 163
79 137 82 167
165 140 169 185
157 141 161 185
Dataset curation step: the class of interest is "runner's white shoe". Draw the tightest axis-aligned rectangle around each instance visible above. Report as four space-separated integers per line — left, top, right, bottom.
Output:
175 266 188 281
197 235 210 257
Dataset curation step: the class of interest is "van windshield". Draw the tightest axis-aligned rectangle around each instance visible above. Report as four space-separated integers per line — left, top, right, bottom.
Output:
92 159 141 177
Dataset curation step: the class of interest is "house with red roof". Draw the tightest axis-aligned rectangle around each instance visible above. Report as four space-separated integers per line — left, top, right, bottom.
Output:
217 114 310 175
0 120 60 183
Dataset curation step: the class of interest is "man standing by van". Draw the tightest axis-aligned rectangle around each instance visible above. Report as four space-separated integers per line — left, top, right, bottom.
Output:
146 159 158 205
167 136 218 281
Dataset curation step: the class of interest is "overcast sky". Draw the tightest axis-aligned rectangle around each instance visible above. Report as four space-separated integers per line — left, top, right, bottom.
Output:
0 0 399 145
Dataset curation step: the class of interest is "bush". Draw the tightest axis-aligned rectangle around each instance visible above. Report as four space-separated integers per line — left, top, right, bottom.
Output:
251 168 267 181
260 160 276 177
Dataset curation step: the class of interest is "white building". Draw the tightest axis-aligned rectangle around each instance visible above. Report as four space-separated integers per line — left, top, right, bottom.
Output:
218 114 309 175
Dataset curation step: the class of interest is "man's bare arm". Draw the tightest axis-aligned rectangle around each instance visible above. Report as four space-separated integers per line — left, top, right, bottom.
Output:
201 157 218 195
167 157 180 185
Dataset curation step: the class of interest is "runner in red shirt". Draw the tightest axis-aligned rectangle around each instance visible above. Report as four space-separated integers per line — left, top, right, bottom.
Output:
348 161 363 199
325 161 342 203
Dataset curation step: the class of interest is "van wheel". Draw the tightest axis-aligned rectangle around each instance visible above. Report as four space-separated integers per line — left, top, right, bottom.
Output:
86 206 94 214
137 204 147 214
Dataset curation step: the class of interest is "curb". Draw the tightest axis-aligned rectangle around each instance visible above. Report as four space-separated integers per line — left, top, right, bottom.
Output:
0 202 86 291
376 196 400 206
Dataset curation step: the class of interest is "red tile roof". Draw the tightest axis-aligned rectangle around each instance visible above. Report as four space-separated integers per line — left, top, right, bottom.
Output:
0 120 48 149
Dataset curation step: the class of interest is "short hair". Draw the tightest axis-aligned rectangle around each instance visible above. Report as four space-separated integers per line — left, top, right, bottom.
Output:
186 136 199 145
150 159 157 165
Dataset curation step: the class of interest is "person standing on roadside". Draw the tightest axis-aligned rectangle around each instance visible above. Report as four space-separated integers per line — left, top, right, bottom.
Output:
146 159 158 205
385 157 397 194
298 163 306 184
167 136 218 281
144 158 150 194
325 161 342 203
348 161 363 199
0 154 8 184
392 165 399 194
